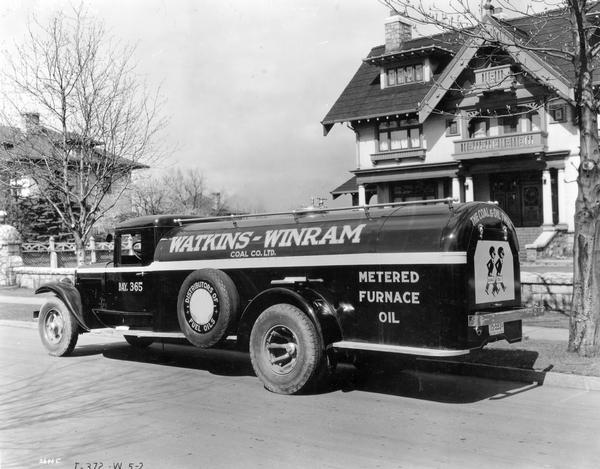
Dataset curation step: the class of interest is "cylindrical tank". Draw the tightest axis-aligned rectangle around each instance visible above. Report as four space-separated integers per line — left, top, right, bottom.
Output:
150 201 522 350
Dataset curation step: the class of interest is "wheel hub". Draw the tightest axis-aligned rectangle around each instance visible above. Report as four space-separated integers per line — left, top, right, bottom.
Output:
264 325 299 375
44 310 64 344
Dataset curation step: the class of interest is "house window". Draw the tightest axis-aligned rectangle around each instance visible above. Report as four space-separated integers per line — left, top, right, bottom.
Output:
385 63 425 87
387 69 397 86
378 119 421 152
415 64 423 81
549 105 566 123
468 118 489 138
500 115 519 134
392 180 438 202
446 119 460 136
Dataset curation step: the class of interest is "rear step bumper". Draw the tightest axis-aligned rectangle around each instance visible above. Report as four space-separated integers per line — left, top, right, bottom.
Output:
467 306 545 327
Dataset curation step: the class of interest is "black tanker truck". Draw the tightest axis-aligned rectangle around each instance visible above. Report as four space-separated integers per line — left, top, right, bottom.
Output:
35 199 543 394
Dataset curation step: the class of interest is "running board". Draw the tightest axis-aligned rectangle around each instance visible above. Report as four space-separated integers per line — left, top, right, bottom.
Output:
86 328 239 342
88 328 186 339
331 341 470 357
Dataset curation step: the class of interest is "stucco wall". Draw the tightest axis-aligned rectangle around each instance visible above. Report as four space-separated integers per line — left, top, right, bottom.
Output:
546 106 579 154
422 115 459 164
357 125 377 169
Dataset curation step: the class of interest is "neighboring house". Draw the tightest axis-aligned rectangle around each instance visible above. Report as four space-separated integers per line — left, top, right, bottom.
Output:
0 112 146 239
323 6 586 251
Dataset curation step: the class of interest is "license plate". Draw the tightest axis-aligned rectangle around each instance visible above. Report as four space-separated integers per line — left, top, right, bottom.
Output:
489 322 504 335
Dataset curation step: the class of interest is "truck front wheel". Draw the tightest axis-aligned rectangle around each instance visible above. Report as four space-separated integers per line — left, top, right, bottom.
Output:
38 297 79 357
250 303 325 395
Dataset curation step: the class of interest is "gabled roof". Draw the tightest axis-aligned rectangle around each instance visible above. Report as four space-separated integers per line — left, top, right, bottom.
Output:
323 8 585 129
0 124 147 170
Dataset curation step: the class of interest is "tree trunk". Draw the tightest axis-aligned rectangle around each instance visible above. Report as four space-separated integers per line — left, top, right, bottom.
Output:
73 233 86 266
568 124 600 356
568 16 600 356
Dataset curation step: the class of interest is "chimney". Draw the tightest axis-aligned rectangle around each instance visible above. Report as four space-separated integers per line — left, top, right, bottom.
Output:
384 10 412 53
481 0 504 19
22 112 40 133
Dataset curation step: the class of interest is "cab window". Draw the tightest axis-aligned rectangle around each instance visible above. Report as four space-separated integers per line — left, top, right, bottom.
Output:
116 229 154 266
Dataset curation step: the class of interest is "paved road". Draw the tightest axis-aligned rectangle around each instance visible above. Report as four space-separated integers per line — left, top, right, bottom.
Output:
1 323 599 469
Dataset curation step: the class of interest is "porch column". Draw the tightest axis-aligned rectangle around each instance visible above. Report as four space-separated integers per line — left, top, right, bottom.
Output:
542 170 553 227
464 176 474 202
557 168 568 226
358 184 366 206
451 177 461 202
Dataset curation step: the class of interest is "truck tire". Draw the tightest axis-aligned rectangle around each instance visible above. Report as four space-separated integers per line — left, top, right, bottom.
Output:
177 269 240 348
249 303 325 395
38 297 79 357
124 335 154 348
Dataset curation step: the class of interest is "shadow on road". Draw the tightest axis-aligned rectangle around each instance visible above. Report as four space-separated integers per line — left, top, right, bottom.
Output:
71 339 544 403
330 362 541 403
100 340 256 377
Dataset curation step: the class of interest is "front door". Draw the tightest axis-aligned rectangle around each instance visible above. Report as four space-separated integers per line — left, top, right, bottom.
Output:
103 229 155 328
490 172 541 227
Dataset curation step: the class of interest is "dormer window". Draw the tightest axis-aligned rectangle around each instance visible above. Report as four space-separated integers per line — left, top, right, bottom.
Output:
386 64 423 87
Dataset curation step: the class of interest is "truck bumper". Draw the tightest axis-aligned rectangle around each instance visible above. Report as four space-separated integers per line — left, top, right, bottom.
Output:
467 306 545 328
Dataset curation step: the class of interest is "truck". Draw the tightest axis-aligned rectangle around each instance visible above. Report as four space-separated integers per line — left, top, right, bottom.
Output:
35 199 543 394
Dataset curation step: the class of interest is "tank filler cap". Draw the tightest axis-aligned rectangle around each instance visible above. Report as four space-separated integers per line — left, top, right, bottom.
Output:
478 224 484 239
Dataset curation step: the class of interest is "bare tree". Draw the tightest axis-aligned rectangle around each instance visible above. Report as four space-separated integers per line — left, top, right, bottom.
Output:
0 6 165 263
131 169 235 217
383 0 599 356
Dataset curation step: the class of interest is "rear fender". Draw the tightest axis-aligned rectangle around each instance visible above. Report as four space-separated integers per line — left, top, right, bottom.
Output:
35 282 89 331
237 287 342 351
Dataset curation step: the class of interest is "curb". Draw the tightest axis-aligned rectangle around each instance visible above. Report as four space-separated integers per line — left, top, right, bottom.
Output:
2 319 599 392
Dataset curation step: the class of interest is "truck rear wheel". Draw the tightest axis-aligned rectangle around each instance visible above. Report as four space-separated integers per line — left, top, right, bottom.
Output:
249 303 325 395
38 297 79 357
177 269 240 348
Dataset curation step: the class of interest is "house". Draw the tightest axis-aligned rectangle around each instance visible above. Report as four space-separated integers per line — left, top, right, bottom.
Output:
0 112 146 240
323 6 584 255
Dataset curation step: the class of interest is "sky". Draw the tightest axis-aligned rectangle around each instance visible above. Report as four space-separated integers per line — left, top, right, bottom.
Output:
0 0 540 212
0 0 392 212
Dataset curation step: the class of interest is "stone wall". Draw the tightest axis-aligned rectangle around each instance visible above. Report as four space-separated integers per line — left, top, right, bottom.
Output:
521 271 573 312
0 224 24 286
13 267 75 289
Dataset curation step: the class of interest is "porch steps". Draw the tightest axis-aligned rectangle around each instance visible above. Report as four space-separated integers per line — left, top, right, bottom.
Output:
515 227 543 261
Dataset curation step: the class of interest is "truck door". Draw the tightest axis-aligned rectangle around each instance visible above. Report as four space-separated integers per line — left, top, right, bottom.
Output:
103 229 156 328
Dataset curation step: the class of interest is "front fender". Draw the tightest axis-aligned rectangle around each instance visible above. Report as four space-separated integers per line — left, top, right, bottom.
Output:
36 282 89 331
